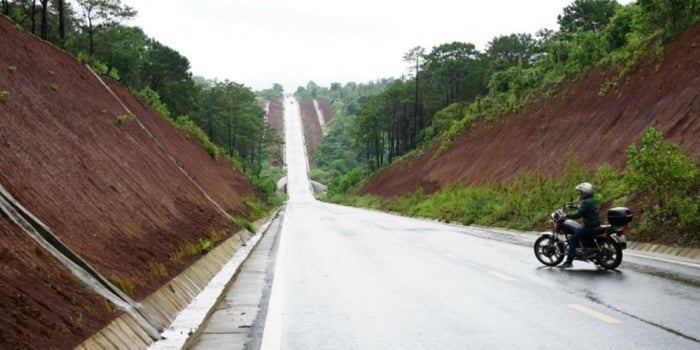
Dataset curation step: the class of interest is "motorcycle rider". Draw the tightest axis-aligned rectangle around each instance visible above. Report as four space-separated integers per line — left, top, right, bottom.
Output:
560 182 601 268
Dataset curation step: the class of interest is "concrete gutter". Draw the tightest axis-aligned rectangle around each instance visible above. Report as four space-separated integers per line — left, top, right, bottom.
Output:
625 241 700 260
75 209 281 349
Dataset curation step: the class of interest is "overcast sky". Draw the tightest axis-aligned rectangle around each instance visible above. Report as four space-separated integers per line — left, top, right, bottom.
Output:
123 0 631 92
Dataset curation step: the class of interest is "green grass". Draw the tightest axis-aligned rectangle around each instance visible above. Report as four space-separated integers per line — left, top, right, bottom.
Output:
116 114 136 125
148 261 169 278
74 313 85 328
108 275 135 298
171 243 199 263
234 217 255 233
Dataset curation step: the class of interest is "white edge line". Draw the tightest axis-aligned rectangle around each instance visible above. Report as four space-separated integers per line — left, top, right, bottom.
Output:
260 210 288 350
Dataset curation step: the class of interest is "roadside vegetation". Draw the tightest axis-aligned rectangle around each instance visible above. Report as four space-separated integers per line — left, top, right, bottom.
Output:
330 128 699 246
301 0 699 246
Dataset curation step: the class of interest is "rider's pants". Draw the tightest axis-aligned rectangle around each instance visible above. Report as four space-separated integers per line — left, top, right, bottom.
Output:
566 226 598 264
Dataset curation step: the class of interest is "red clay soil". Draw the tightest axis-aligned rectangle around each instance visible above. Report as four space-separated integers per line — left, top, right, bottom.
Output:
360 23 700 199
267 99 284 133
316 99 333 124
0 15 257 349
298 98 330 166
0 214 117 350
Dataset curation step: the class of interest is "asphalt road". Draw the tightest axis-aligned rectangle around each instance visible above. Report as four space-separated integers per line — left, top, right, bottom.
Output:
252 97 700 349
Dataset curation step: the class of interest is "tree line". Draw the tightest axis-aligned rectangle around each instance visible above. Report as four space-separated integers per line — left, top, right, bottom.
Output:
3 0 281 196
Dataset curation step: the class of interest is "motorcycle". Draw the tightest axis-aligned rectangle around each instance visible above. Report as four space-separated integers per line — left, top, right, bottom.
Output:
534 203 633 270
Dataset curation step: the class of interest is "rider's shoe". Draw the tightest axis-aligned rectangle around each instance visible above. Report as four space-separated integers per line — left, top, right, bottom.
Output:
559 262 573 268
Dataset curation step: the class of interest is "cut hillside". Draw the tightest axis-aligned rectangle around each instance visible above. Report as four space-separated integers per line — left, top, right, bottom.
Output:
0 15 258 349
316 98 333 124
267 99 284 133
360 23 700 199
0 213 116 350
298 98 332 166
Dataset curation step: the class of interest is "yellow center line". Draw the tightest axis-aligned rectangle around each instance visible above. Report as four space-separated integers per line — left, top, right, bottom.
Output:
568 304 621 324
489 271 515 281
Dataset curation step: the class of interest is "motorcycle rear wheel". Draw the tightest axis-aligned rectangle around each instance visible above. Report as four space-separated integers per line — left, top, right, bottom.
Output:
534 235 565 266
596 240 623 270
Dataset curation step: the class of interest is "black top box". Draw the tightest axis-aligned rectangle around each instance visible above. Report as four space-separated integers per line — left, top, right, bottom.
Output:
608 207 633 226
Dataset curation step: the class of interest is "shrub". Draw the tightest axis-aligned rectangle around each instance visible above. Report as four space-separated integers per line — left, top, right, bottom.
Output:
209 228 223 243
172 115 222 159
243 197 271 221
116 114 136 125
233 214 256 233
135 86 171 119
74 313 85 328
198 238 213 253
328 167 368 196
172 243 199 263
0 91 8 104
352 195 383 209
108 275 135 298
148 261 169 278
247 174 277 199
625 127 699 242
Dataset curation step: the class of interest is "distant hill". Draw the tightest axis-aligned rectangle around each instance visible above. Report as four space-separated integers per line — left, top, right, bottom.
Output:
359 23 700 199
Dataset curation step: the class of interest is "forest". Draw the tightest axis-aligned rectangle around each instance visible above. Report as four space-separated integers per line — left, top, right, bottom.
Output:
2 0 284 199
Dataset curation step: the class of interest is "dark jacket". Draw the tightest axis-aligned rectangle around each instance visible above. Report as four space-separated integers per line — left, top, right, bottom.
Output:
568 196 601 227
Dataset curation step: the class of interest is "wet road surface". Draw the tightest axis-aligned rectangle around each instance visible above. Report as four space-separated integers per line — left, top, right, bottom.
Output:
198 97 700 349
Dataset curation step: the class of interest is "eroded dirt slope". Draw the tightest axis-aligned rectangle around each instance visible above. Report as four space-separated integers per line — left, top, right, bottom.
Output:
317 98 332 124
298 98 332 166
0 214 116 350
360 24 700 199
267 99 284 133
0 16 257 349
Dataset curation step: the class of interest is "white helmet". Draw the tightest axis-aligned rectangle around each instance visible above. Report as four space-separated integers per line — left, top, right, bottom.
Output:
575 182 594 197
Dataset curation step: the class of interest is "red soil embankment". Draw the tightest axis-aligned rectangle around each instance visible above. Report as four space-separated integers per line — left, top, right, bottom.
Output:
298 98 333 166
360 24 700 199
0 15 257 349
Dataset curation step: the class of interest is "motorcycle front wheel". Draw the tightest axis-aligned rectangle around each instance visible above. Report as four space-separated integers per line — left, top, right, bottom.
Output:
534 235 565 266
596 240 623 270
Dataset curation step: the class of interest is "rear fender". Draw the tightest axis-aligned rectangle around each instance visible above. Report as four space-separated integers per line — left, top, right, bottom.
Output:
610 232 627 249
